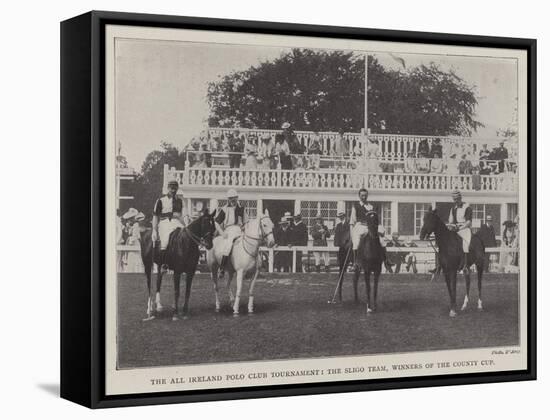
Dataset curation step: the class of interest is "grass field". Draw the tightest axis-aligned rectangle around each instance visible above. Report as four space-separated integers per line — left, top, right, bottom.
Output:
117 272 519 369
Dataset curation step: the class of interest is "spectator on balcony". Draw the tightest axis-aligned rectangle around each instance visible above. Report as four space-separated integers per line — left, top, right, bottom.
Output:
275 133 292 170
311 214 331 273
430 138 443 158
244 137 258 169
416 155 431 173
492 140 509 174
418 138 430 158
290 213 308 273
258 134 277 169
221 135 230 152
479 144 491 160
458 154 473 175
334 211 351 274
366 138 381 172
333 129 349 157
430 151 445 173
200 137 213 168
308 132 323 170
404 152 417 173
448 141 461 160
274 216 293 272
229 129 244 168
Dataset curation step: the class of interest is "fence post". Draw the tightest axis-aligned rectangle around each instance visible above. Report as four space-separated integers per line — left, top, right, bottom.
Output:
268 249 274 273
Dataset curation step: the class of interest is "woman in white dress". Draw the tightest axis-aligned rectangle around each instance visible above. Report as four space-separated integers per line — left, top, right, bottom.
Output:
126 212 146 273
244 137 258 169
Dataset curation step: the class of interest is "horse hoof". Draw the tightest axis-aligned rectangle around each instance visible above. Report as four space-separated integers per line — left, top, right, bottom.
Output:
449 310 457 318
233 313 240 318
172 314 181 321
366 307 373 314
142 315 155 322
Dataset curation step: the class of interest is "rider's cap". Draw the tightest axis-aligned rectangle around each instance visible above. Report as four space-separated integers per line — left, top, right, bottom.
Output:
167 180 179 188
337 211 345 218
452 189 462 198
486 215 493 221
281 122 291 129
226 188 238 198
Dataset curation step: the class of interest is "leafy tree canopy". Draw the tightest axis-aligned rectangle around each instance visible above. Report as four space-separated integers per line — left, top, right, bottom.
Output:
207 49 483 136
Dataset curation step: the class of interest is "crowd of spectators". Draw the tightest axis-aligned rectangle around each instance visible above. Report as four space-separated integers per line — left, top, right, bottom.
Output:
183 123 515 176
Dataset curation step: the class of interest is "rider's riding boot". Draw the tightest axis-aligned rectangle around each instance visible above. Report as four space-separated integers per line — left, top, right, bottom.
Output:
218 256 228 278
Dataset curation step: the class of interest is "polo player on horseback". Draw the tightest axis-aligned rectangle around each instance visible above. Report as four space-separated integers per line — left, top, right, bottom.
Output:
349 188 389 271
214 188 245 279
151 180 190 273
447 189 472 257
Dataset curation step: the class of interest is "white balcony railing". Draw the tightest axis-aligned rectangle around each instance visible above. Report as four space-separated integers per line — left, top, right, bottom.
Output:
204 127 518 163
167 166 517 193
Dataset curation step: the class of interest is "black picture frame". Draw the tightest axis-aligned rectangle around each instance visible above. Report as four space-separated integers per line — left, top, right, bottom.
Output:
60 10 536 408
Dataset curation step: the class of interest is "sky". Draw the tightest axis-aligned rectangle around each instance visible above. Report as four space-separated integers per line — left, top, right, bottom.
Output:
115 39 518 170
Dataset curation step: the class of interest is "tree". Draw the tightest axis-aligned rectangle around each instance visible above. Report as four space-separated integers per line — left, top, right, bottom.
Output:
207 49 482 136
132 142 186 217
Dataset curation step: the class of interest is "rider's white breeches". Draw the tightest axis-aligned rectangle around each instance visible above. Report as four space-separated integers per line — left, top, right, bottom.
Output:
219 225 242 256
351 224 385 250
457 227 471 253
158 218 182 250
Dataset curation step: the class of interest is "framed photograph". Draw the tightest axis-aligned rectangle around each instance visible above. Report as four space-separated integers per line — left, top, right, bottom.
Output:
61 11 536 408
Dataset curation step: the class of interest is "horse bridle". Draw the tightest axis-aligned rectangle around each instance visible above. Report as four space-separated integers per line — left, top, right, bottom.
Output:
240 216 274 258
183 216 214 248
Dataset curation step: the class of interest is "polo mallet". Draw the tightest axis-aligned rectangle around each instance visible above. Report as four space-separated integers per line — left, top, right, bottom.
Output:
328 246 352 304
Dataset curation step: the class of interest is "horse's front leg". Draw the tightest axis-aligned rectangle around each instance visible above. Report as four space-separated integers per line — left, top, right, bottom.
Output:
364 269 372 313
172 271 181 321
155 264 164 312
353 269 360 303
372 270 380 312
248 268 259 314
182 272 194 318
227 271 235 307
449 271 458 317
461 266 471 311
476 263 484 311
233 270 244 316
143 263 155 321
211 262 221 312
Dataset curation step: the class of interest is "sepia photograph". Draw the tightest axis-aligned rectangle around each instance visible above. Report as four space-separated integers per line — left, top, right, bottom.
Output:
101 21 530 397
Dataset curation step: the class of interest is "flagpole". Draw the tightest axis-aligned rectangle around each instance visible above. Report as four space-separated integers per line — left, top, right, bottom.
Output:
364 53 368 134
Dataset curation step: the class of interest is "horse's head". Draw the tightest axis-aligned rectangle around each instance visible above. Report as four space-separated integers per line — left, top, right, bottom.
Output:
258 209 275 248
197 208 216 250
419 207 438 241
365 211 379 233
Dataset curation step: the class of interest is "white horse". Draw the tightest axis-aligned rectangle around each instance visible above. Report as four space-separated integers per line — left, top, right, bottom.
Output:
207 210 275 316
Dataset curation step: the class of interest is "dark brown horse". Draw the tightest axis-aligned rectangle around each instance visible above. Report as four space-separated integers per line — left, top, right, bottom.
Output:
352 211 384 313
140 209 215 321
419 208 485 317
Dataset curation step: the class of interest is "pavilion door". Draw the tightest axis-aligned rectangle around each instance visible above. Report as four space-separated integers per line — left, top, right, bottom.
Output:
263 200 295 225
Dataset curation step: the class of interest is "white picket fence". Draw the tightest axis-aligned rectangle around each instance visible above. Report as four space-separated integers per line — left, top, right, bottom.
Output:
116 245 518 275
